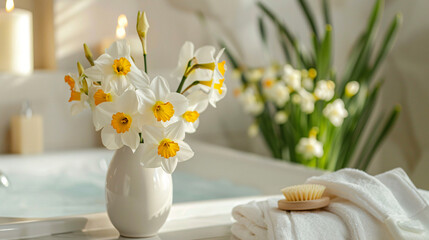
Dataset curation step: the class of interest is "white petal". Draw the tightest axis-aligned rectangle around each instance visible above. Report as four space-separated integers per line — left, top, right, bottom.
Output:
71 102 87 116
85 65 104 83
187 90 209 113
141 125 164 144
121 131 140 152
178 41 194 65
106 40 131 58
151 76 170 100
161 157 178 174
117 90 138 114
140 144 160 168
166 92 188 116
182 120 196 134
131 113 144 131
194 46 215 63
128 67 150 90
176 141 194 162
101 126 124 150
215 48 225 62
93 105 111 131
136 88 156 113
165 121 185 141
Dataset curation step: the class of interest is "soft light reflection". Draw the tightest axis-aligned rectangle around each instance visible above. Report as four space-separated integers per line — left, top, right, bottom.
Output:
116 14 128 39
116 26 126 39
5 0 14 12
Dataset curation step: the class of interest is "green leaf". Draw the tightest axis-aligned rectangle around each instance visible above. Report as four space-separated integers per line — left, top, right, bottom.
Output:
322 0 331 26
257 2 309 68
359 105 401 171
366 13 402 81
348 0 383 83
297 0 319 40
336 83 380 169
317 25 332 80
279 33 293 63
258 16 267 45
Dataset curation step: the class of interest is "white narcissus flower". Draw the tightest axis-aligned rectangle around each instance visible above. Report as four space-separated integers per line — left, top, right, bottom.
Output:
263 80 290 107
138 76 188 126
140 122 193 174
93 90 143 152
283 64 301 91
274 111 288 124
199 49 227 107
245 68 264 83
172 41 215 84
323 99 348 127
298 89 315 114
302 77 314 91
314 80 335 101
296 137 324 159
64 74 89 116
345 81 360 97
239 87 264 116
85 40 150 95
180 90 208 133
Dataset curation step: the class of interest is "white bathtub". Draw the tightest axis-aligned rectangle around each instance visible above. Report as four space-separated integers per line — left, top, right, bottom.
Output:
0 141 324 239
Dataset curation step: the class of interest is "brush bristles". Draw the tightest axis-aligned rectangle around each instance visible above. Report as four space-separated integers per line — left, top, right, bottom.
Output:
281 184 326 201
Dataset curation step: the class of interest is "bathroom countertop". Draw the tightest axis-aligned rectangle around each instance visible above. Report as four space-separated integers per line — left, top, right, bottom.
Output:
29 195 276 240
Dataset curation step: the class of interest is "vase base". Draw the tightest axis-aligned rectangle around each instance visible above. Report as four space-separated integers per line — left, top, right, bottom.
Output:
119 233 158 238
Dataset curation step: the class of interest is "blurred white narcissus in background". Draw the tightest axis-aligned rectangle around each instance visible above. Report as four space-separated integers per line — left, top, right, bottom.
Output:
323 99 348 127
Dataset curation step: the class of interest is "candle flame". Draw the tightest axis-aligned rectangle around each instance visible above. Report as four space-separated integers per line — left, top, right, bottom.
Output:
116 14 128 39
117 14 128 28
116 26 126 39
6 0 14 12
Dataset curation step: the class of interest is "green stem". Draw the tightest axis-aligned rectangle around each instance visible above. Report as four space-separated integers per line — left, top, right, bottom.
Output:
143 53 147 74
176 76 187 93
181 81 200 94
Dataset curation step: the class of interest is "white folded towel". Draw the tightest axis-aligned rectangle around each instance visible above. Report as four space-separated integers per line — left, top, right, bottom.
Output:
231 168 429 240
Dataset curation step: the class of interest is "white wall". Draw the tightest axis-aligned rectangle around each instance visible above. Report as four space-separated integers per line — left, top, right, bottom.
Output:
1 0 428 187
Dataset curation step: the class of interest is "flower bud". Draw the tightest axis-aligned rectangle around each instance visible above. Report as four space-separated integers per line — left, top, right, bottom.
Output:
83 43 94 66
274 111 288 124
345 81 360 98
77 62 84 76
137 11 149 54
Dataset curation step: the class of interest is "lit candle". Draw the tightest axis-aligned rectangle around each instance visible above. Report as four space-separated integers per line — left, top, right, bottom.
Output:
98 14 144 68
0 0 33 75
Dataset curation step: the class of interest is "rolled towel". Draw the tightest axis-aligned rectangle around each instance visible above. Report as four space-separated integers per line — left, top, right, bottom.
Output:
231 197 348 239
307 168 429 239
231 168 429 240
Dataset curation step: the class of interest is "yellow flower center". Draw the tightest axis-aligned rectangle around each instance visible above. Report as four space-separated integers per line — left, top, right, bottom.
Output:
263 79 274 88
94 89 113 106
68 90 81 102
152 101 174 122
64 75 75 90
158 139 180 158
112 57 131 75
111 112 132 133
182 111 199 123
308 68 317 79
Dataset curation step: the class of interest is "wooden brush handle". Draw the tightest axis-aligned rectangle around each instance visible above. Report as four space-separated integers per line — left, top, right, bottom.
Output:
278 197 330 211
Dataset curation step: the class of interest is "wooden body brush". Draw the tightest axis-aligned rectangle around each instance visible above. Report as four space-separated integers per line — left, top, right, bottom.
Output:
278 184 330 211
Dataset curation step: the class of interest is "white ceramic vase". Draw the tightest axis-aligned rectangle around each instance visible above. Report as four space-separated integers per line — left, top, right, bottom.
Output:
106 145 172 238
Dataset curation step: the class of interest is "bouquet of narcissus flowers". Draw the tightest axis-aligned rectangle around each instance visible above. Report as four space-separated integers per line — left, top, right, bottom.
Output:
63 12 227 174
224 0 401 171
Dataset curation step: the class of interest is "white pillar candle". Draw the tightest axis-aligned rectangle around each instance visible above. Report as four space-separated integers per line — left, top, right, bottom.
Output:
0 0 33 75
